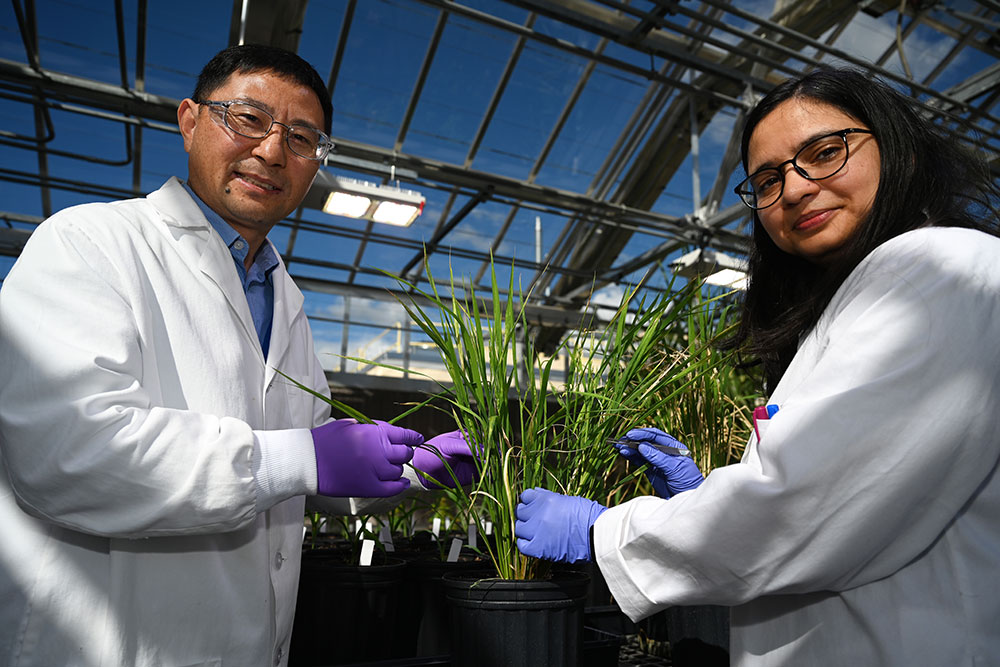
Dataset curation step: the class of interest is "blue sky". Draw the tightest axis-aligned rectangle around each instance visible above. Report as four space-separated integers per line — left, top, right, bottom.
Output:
1 0 996 368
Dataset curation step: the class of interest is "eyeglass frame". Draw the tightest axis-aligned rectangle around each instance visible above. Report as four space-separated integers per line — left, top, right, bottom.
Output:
733 128 874 211
195 99 333 161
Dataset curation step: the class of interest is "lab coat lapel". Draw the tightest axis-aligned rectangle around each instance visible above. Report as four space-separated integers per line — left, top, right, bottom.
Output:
147 178 263 359
266 248 304 388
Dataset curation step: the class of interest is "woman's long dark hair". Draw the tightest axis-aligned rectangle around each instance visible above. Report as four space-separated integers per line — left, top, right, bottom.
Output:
723 67 1000 392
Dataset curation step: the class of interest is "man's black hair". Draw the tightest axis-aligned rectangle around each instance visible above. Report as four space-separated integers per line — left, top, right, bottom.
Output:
193 44 332 134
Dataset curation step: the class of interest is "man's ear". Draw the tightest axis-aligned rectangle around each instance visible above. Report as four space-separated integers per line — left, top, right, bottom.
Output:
177 99 199 153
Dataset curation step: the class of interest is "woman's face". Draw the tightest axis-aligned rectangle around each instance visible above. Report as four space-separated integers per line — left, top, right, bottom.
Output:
747 98 880 265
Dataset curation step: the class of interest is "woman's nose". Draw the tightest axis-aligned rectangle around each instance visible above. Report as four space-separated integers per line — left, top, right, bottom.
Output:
780 166 818 205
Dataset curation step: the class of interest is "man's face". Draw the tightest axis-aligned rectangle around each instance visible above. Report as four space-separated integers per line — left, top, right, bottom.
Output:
177 70 324 242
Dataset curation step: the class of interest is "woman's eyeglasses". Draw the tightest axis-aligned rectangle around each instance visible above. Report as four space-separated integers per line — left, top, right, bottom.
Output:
734 128 873 210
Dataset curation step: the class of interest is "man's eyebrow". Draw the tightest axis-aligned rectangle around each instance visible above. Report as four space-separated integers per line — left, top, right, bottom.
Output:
235 97 323 131
749 128 841 173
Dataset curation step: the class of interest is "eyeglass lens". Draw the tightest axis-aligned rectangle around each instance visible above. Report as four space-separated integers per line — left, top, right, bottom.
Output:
220 102 326 159
741 133 850 209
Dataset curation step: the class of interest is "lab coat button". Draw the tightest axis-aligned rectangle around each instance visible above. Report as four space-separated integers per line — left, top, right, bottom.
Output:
274 646 283 665
274 551 285 569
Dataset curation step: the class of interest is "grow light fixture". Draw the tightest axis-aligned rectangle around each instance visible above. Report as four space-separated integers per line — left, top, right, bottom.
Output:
671 248 748 291
319 176 425 227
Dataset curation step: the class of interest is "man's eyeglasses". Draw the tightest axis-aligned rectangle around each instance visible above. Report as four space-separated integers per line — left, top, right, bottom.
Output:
734 128 873 211
197 99 332 161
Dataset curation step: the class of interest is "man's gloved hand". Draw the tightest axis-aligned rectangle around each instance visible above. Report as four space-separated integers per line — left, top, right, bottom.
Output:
514 488 607 563
615 427 703 498
410 429 479 489
312 419 423 497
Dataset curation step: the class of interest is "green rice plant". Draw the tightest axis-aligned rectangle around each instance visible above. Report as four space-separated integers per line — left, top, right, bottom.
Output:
389 258 741 580
390 261 536 578
550 282 730 507
643 292 757 476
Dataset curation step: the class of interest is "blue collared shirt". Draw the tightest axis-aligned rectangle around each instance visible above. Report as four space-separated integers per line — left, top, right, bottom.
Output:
182 182 277 357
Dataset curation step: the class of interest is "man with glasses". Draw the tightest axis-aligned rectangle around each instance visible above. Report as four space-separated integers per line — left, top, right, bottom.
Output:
0 45 473 667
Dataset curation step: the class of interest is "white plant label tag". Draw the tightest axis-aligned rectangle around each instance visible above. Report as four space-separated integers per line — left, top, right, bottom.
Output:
432 517 441 537
467 521 477 549
380 525 395 552
484 520 493 536
447 537 462 563
359 539 375 567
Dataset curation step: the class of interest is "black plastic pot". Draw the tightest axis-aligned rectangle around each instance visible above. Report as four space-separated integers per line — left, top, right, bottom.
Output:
289 550 407 666
442 570 589 667
405 556 487 657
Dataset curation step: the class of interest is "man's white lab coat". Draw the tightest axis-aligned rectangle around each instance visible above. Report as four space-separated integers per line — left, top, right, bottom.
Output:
0 178 330 666
595 227 1000 665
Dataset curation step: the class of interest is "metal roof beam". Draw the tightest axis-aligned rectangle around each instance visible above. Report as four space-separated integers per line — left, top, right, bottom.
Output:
0 58 180 125
314 140 728 245
394 8 449 152
228 0 308 51
292 275 607 330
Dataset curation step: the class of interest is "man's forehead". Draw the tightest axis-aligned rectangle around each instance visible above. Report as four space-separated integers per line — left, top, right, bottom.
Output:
207 68 296 94
206 70 324 123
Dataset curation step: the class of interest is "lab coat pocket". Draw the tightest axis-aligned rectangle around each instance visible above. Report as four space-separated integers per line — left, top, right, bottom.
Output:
755 420 772 442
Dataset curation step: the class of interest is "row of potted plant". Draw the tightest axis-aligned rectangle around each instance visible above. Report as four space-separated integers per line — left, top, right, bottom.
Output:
290 259 755 666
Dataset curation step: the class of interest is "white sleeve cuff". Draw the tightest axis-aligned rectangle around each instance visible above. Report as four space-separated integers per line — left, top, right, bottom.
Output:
252 428 318 512
592 501 660 622
402 462 430 491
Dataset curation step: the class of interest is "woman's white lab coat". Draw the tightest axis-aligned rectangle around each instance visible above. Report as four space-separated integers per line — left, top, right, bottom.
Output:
594 227 1000 665
0 178 330 666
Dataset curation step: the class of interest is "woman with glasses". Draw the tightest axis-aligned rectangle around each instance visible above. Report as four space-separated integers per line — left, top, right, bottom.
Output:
515 67 1000 665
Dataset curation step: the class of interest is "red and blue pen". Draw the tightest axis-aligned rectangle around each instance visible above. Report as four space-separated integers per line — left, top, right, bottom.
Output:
753 404 779 440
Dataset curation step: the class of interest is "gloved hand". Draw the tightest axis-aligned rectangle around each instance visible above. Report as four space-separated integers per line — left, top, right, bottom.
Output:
312 419 423 497
411 429 479 489
514 488 607 563
615 427 703 498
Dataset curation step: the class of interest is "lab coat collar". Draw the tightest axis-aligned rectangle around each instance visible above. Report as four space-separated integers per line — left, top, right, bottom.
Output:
147 176 211 231
147 178 305 384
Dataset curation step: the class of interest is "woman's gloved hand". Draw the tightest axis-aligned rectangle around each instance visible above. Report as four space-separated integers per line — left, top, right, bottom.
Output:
615 427 703 498
410 429 479 489
514 488 607 563
312 419 422 497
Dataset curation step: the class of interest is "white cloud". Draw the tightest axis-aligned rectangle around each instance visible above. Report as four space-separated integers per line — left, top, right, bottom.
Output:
314 337 345 372
590 283 629 322
307 295 414 371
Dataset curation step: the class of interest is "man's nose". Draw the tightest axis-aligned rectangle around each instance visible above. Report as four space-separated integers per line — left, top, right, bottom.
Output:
253 126 288 166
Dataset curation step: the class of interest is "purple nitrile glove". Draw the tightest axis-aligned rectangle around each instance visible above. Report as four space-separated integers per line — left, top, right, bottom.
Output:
514 488 607 563
411 429 479 489
311 419 422 497
615 427 703 498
